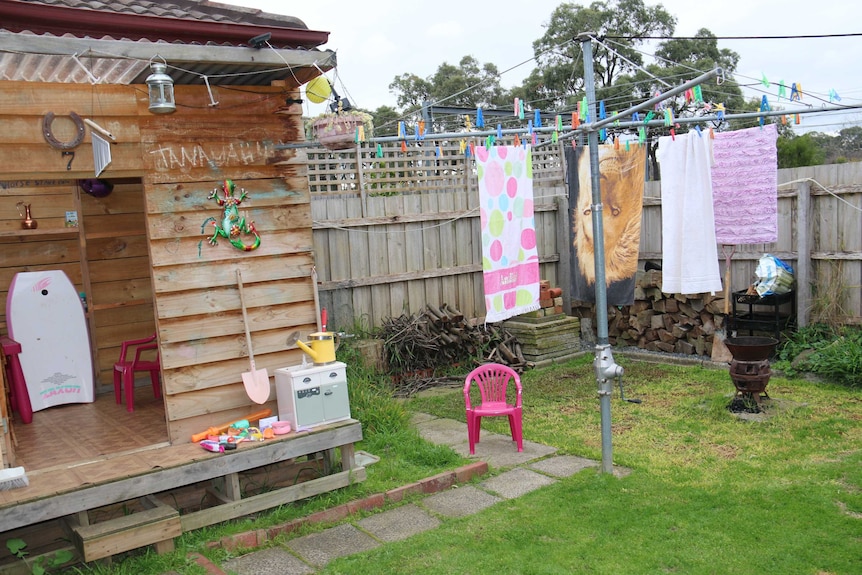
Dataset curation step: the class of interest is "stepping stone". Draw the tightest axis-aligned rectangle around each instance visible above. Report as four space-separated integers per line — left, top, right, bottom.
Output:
420 485 501 518
357 503 440 542
528 455 600 477
287 523 379 568
222 547 314 575
480 467 557 499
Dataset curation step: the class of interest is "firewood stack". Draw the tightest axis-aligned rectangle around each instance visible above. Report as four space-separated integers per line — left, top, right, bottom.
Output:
572 269 728 357
380 303 529 375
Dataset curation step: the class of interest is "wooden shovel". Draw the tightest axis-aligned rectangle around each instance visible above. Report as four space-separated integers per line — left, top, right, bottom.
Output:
711 245 735 363
236 269 270 404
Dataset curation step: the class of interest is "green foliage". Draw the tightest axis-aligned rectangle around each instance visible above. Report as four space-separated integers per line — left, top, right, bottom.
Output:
5 538 74 575
777 132 827 168
528 0 676 110
775 324 862 387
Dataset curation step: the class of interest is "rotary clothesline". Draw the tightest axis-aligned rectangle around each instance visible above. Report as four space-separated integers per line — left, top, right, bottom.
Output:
278 101 862 151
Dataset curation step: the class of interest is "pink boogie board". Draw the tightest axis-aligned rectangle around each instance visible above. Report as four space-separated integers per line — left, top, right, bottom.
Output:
6 270 94 411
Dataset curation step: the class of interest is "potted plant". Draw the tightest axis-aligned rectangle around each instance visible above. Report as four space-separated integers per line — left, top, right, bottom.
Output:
307 109 374 150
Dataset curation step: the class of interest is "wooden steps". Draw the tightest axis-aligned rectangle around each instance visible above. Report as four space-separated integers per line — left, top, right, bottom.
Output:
67 496 180 562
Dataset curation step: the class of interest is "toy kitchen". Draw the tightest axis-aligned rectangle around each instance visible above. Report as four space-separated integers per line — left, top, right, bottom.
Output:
276 311 351 431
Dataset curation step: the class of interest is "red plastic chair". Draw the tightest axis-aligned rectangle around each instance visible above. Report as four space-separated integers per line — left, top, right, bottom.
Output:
464 363 523 455
113 333 161 412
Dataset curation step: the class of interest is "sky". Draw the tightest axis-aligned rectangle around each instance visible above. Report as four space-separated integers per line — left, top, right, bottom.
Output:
229 0 862 134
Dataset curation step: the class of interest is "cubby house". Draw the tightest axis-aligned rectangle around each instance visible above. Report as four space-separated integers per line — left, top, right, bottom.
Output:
0 0 364 565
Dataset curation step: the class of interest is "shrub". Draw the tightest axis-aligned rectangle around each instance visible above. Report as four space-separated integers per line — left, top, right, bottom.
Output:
775 324 862 387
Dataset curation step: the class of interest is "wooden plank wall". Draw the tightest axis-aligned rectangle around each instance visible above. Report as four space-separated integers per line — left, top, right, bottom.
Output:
309 142 862 330
0 80 319 444
138 83 317 443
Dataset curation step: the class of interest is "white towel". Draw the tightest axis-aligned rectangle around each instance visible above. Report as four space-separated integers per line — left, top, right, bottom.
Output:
657 132 723 295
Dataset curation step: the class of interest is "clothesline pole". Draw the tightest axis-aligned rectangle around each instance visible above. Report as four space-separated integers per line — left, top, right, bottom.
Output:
581 33 619 476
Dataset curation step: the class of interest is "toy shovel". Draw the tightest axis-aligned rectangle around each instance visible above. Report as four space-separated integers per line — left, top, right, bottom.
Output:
236 269 270 404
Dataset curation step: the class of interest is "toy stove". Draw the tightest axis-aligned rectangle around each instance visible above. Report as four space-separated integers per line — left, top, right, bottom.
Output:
274 361 351 430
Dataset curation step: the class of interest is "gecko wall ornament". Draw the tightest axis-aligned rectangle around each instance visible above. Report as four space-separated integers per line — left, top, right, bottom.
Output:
201 179 261 251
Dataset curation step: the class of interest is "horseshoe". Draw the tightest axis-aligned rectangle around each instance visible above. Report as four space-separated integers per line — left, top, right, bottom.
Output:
42 111 86 150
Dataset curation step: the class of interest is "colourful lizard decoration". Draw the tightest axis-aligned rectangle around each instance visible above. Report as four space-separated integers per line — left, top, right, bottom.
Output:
201 179 261 251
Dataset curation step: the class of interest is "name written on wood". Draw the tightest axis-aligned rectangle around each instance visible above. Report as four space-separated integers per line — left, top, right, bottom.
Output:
148 141 280 171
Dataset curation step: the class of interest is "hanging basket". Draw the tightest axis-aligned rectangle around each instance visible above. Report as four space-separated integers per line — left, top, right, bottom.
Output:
311 114 368 150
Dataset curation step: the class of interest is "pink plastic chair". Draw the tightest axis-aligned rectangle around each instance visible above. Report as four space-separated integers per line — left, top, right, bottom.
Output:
113 333 161 412
464 363 523 455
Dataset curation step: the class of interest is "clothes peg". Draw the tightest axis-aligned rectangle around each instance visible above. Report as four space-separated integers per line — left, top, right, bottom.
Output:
778 81 787 100
552 131 558 144
497 123 503 139
669 127 675 141
531 132 537 146
519 99 525 120
476 107 484 128
614 136 619 149
571 140 577 149
790 83 802 101
625 139 630 151
632 112 639 122
694 125 702 137
556 115 563 131
693 85 703 103
708 127 714 139
400 140 407 152
599 100 606 120
376 144 383 157
513 98 520 117
513 134 521 147
761 72 770 88
459 140 466 154
663 109 673 126
534 109 541 127
638 126 646 144
418 120 426 138
572 112 580 129
829 89 842 102
528 119 533 135
435 145 441 157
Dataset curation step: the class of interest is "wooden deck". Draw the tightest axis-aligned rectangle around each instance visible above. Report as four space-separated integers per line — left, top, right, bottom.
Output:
0 390 364 565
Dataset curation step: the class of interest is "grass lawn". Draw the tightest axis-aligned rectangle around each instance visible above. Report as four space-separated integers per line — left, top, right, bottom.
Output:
318 354 862 575
47 351 860 574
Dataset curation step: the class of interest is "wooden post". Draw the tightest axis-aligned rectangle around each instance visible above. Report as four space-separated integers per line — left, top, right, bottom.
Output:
556 195 573 315
796 182 810 328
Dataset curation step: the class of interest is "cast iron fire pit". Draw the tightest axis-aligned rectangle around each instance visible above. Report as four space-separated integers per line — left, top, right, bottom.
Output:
725 336 779 409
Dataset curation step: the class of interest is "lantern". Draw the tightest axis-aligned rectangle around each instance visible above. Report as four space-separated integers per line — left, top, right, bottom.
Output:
146 59 176 114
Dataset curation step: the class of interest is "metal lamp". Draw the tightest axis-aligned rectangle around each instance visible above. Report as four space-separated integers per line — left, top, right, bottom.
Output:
146 59 176 114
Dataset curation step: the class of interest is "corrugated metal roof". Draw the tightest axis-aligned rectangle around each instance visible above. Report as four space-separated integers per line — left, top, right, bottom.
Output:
0 0 335 87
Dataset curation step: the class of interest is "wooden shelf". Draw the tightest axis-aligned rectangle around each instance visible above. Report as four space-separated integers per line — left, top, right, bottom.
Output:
0 227 79 238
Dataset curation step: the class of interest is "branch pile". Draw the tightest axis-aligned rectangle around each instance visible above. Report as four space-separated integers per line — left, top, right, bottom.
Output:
381 304 527 383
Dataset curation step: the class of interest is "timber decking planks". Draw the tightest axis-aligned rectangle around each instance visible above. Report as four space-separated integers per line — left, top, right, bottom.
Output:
0 419 363 533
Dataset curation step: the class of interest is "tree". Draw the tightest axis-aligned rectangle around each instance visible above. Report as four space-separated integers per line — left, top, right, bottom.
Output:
370 105 401 138
777 132 826 168
388 56 509 132
525 0 676 110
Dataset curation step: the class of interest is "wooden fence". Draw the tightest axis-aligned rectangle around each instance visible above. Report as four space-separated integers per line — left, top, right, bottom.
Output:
309 139 862 332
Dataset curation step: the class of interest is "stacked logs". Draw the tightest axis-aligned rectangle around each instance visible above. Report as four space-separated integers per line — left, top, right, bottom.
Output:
380 304 528 377
573 269 728 357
